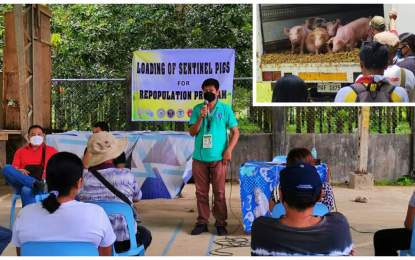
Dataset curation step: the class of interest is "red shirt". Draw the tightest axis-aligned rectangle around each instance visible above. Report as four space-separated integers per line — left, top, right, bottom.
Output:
12 143 58 179
390 30 398 38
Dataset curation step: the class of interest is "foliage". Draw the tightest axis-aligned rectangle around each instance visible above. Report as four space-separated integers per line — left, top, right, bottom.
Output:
286 107 411 134
0 4 252 77
0 4 14 71
48 4 252 78
375 176 415 186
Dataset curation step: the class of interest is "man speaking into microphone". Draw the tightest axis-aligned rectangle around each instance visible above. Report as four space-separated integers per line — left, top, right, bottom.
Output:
189 78 239 236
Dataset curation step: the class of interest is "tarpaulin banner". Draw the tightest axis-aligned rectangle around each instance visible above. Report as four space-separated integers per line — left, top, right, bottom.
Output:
131 49 235 121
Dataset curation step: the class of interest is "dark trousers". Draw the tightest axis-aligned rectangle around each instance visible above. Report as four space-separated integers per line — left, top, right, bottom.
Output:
374 228 412 256
114 225 152 255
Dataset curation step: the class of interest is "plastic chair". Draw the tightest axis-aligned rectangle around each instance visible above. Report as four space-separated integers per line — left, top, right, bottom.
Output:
10 193 50 229
272 155 287 163
87 201 145 256
272 202 329 218
21 241 98 256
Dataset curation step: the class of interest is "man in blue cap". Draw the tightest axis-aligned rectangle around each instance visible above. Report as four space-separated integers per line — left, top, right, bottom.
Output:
251 162 354 256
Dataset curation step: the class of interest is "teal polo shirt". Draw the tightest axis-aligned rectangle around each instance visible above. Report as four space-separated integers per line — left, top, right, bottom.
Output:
189 100 238 162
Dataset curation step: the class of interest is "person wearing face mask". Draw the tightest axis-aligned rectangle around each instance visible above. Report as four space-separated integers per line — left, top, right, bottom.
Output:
355 32 415 102
2 125 58 207
396 33 415 76
188 78 240 236
334 41 408 103
11 152 116 256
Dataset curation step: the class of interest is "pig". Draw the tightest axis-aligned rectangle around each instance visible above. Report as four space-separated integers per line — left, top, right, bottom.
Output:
284 25 311 55
321 19 342 37
302 17 327 31
326 17 372 53
306 27 331 55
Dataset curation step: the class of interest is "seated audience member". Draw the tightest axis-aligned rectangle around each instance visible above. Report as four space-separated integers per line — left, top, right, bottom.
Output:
79 132 152 254
335 41 408 102
11 152 115 256
251 162 353 256
396 33 415 76
355 32 415 102
2 125 58 207
83 121 127 169
0 226 12 255
373 190 415 256
272 75 309 102
269 148 334 213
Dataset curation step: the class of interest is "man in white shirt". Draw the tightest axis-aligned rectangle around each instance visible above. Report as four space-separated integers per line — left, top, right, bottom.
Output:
355 32 415 102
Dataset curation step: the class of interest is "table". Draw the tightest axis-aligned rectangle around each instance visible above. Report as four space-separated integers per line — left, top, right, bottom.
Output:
239 161 328 233
47 131 195 200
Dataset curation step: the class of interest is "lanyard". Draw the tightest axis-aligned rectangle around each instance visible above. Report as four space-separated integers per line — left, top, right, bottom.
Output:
207 107 217 133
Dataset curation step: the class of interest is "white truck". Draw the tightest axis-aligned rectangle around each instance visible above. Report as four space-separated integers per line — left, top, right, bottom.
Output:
256 4 410 101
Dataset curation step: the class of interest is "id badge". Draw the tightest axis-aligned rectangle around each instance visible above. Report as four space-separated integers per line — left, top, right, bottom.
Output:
203 134 213 149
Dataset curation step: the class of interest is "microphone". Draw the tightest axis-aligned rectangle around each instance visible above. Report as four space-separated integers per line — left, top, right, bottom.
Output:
203 100 209 117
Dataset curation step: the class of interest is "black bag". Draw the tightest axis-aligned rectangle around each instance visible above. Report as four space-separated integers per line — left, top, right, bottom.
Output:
24 146 45 181
90 169 141 223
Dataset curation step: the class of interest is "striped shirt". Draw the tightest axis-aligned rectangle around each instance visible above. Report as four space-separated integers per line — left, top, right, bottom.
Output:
79 166 142 242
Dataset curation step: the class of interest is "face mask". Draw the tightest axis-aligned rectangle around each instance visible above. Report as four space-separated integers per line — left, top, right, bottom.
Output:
30 135 44 146
397 47 409 59
203 92 216 103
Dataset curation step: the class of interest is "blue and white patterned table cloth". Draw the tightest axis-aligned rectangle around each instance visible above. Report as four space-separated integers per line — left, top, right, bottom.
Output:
47 131 195 200
239 161 328 233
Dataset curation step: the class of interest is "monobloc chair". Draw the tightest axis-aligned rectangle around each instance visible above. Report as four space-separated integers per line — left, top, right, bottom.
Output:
10 193 50 229
272 202 329 219
21 241 98 256
87 201 145 256
400 214 415 255
272 155 287 163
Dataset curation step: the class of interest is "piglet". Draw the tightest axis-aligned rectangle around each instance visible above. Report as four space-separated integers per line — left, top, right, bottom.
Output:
284 25 311 55
306 27 331 55
321 19 341 37
326 17 372 53
302 17 327 31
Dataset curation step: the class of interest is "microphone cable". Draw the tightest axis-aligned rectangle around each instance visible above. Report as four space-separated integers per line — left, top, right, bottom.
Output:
208 145 251 256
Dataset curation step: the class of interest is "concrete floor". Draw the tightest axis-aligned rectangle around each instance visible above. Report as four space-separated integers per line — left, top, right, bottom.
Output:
0 183 413 256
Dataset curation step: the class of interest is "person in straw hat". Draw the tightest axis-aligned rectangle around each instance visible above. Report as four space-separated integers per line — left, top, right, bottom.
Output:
79 131 152 254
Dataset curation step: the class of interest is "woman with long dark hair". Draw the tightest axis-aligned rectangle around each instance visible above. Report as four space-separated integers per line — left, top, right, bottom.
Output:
11 152 115 256
272 75 310 102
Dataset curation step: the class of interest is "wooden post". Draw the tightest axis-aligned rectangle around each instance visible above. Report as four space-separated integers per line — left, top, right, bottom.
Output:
126 72 141 131
272 106 287 157
357 106 370 172
14 4 29 141
32 4 44 126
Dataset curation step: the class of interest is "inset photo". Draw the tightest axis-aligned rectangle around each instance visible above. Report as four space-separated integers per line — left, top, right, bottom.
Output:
256 4 415 104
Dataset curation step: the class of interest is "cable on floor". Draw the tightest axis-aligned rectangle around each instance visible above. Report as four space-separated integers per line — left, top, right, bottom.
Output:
208 162 251 256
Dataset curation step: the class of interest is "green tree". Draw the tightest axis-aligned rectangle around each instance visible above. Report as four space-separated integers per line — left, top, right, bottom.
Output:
49 4 252 78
